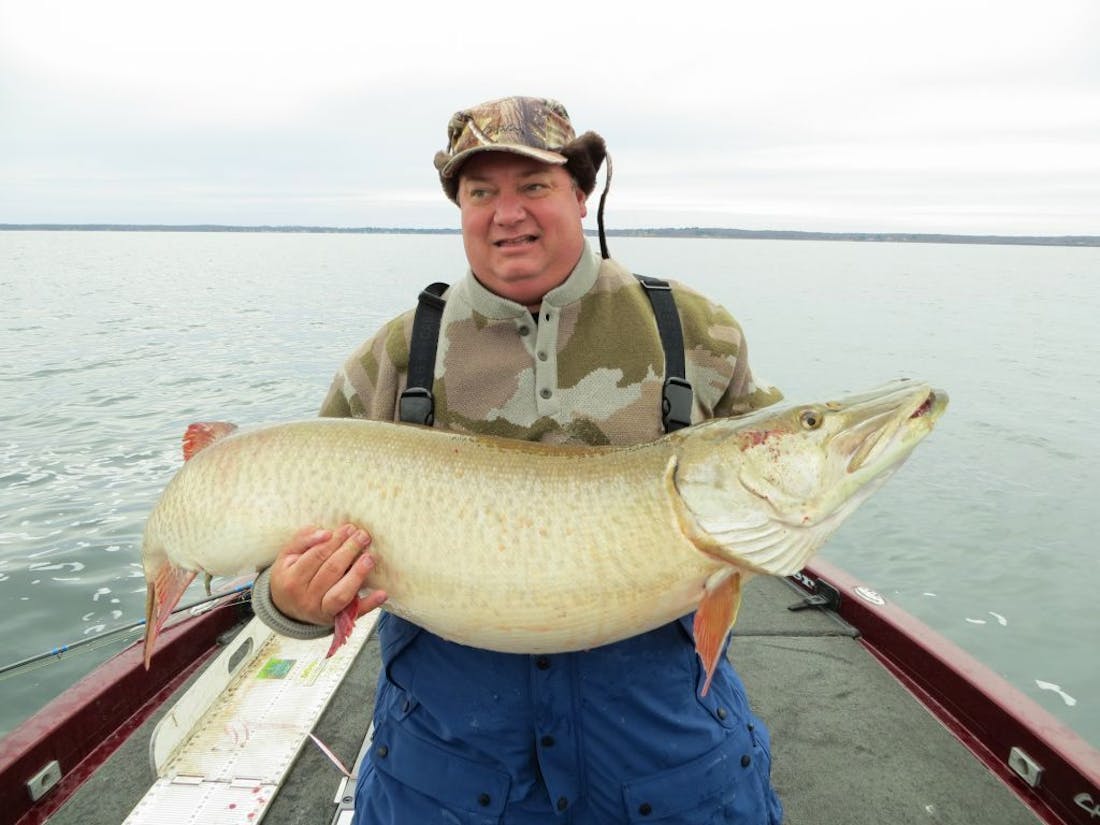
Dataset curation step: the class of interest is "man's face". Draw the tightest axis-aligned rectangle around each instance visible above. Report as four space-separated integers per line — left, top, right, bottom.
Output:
457 152 588 310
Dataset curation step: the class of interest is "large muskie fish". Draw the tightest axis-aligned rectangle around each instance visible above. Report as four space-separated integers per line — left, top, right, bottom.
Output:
143 379 946 691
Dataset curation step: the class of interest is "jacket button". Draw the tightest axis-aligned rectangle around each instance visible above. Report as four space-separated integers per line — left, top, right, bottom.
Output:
540 388 552 399
536 656 550 670
537 351 548 361
557 796 568 811
716 707 728 720
540 735 555 747
376 745 388 758
639 802 653 816
741 754 752 768
478 793 491 807
518 325 530 336
401 698 411 712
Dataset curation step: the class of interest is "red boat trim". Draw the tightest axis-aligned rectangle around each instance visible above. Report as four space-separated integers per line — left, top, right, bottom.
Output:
0 599 247 825
798 559 1100 825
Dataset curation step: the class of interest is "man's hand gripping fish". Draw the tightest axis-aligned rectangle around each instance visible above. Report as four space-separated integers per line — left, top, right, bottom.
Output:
142 379 947 693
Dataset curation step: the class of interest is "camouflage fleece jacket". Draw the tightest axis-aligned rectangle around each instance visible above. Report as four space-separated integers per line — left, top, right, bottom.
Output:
319 241 781 442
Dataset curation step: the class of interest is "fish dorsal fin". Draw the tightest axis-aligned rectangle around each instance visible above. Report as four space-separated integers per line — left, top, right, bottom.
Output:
182 421 238 461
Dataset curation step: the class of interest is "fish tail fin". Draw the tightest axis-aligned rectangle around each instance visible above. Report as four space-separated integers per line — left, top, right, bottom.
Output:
143 562 197 669
693 569 743 697
325 597 360 658
182 421 238 461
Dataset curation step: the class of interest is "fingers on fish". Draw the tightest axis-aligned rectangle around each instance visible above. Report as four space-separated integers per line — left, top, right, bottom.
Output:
143 562 197 670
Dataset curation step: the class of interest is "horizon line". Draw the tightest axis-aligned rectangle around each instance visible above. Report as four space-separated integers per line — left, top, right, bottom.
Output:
1 223 1097 247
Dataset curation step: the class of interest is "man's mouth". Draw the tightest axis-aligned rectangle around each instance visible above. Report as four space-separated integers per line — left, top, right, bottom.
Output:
494 235 538 248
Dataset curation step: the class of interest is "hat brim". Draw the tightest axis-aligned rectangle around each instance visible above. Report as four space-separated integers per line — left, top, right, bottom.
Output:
439 144 568 179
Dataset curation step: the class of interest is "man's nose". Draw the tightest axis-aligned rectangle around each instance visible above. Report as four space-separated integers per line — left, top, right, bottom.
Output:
493 191 526 224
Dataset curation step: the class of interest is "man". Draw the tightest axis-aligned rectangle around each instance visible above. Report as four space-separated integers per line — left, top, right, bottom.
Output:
252 96 785 823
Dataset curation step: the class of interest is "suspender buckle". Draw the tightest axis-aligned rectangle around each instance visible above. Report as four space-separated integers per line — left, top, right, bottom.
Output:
399 387 435 427
662 377 693 432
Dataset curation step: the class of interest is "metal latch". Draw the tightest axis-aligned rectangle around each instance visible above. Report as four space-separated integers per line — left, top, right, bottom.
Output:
26 760 61 802
1008 746 1043 788
788 579 841 613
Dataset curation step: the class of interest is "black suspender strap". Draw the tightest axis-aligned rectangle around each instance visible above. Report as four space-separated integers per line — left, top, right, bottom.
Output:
635 275 694 432
398 281 449 425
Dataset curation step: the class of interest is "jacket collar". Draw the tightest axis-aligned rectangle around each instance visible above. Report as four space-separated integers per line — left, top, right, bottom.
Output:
458 241 601 319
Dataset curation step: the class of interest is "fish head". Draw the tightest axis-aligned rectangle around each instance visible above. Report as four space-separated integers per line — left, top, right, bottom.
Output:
671 379 947 575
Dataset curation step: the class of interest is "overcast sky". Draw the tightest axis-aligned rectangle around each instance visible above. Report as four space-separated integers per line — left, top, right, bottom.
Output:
1 0 1097 235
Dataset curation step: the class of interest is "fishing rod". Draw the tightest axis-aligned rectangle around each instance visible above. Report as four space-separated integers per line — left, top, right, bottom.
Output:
0 582 253 680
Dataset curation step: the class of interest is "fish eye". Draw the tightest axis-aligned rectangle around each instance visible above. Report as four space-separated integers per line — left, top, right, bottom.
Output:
800 408 823 429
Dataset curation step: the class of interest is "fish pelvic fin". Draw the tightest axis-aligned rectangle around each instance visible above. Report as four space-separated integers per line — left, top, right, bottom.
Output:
694 568 743 697
326 597 359 658
143 562 197 670
182 421 238 461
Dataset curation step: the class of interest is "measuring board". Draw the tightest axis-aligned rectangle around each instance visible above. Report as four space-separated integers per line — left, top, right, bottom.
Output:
123 610 379 824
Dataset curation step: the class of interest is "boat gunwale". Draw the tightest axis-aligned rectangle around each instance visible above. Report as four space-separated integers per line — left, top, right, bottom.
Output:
1 598 247 825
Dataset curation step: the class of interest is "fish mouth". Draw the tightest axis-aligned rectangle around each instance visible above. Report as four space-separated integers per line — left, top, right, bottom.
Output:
910 394 934 418
908 389 945 420
839 381 948 474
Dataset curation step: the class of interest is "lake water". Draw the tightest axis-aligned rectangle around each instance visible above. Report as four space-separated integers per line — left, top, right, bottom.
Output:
1 230 1098 749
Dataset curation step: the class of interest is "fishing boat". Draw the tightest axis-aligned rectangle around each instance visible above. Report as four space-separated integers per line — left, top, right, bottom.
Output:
1 562 1097 825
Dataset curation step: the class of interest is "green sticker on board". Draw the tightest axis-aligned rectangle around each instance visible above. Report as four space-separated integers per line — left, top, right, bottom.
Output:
257 658 296 679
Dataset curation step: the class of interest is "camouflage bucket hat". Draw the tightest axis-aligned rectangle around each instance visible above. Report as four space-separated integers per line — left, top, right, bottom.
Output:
434 96 607 203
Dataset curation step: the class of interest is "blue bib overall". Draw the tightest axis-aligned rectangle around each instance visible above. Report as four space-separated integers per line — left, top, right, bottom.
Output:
353 612 783 824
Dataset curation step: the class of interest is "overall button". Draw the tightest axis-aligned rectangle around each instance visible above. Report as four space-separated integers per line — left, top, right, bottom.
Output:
540 735 555 747
557 796 568 811
741 754 752 768
478 793 492 807
376 745 389 758
639 802 653 816
535 656 551 670
716 707 728 720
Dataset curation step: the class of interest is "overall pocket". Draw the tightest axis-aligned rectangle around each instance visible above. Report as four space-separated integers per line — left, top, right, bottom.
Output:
360 718 512 825
621 728 776 824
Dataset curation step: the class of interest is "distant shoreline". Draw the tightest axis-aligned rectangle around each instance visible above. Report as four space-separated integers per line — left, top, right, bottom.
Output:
2 223 1097 247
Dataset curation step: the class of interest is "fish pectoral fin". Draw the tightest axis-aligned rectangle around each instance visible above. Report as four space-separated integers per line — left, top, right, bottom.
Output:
143 562 198 669
182 421 239 461
326 597 359 658
693 568 743 697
